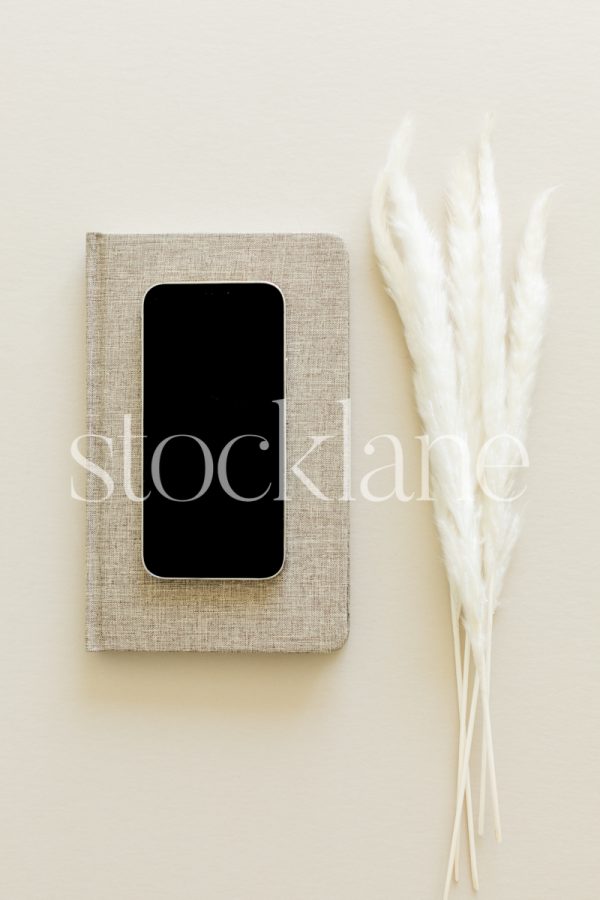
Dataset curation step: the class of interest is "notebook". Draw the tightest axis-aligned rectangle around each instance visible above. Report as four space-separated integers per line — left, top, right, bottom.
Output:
86 232 350 651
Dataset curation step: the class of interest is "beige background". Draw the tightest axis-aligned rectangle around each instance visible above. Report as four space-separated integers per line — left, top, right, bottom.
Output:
1 1 599 897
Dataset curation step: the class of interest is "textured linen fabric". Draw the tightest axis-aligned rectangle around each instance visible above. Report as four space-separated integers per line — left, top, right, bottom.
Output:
86 232 349 651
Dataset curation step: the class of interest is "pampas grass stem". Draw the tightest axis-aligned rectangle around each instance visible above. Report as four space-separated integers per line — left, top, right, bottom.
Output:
478 592 495 836
450 595 479 887
443 671 480 900
371 115 551 896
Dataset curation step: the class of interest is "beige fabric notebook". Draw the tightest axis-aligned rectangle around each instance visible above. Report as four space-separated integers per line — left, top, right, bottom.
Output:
86 232 350 651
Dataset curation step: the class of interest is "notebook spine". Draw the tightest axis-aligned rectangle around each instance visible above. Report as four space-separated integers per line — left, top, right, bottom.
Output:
85 232 106 650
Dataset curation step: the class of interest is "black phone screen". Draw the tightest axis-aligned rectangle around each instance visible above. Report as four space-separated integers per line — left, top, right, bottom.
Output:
142 282 285 580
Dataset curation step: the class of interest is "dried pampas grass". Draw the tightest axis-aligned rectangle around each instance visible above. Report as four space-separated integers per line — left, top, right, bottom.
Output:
371 117 552 897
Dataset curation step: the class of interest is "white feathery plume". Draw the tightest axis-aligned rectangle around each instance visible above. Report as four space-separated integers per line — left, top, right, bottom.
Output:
478 115 509 605
478 113 509 610
491 188 552 594
370 119 411 312
447 151 483 471
478 114 507 447
372 120 486 662
507 189 552 440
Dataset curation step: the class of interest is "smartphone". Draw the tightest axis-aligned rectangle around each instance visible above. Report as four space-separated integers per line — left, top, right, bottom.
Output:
142 282 285 580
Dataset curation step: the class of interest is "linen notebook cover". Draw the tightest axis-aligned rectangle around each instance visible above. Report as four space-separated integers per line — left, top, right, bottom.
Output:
86 232 349 652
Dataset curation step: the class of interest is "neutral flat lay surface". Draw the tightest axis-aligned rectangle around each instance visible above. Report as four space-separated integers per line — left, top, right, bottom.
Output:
1 1 599 898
